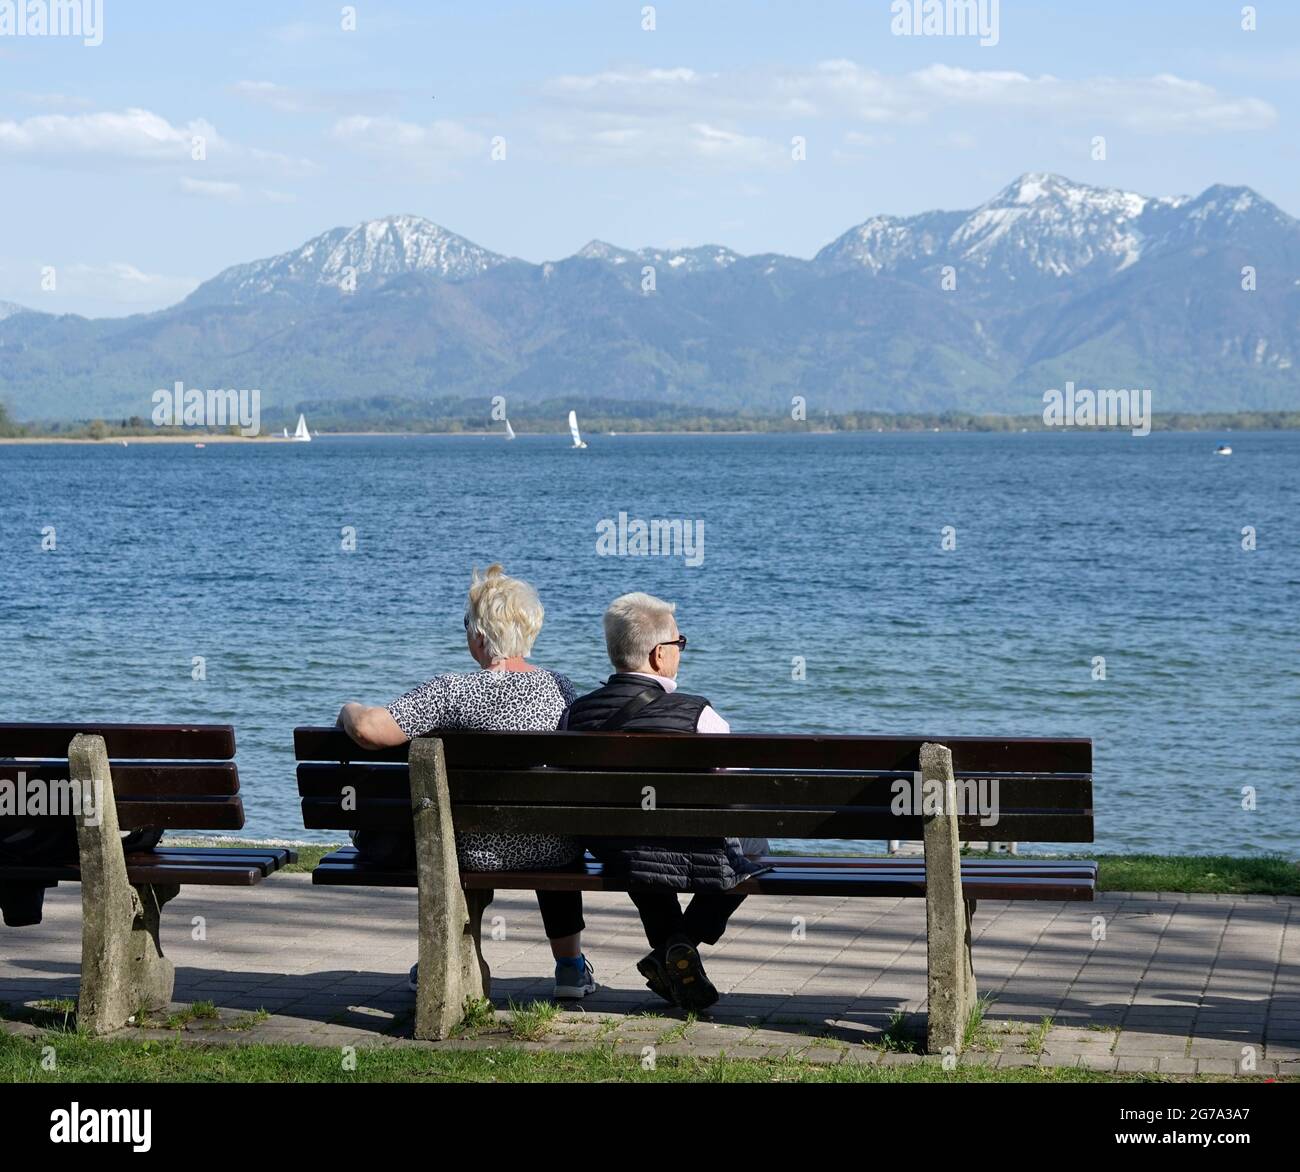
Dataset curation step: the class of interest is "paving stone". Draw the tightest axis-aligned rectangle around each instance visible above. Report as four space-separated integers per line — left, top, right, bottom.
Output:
1116 1056 1159 1072
4 878 1296 1069
1078 1055 1119 1071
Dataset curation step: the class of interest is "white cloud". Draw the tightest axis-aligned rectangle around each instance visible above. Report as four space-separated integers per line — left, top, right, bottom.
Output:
909 65 1277 133
55 262 199 307
231 80 405 116
329 115 486 173
178 176 244 202
527 61 1276 169
0 107 316 175
10 92 94 111
0 108 220 162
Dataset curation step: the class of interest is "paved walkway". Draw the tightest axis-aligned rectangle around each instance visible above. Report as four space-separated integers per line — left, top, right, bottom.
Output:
2 877 1297 1074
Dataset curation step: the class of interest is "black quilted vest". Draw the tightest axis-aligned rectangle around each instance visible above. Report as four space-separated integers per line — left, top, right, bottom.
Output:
563 673 709 733
563 674 767 891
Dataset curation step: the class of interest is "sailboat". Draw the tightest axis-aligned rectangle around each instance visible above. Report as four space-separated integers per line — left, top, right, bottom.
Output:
504 418 516 441
291 414 312 443
568 409 588 449
1215 445 1233 456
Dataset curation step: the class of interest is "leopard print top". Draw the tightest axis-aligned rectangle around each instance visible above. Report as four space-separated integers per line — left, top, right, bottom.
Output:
386 667 581 871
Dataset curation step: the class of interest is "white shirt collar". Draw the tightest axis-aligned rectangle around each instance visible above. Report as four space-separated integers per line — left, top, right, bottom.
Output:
625 671 678 693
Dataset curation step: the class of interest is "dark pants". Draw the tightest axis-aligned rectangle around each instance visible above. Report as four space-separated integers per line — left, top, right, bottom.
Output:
629 890 747 952
352 829 585 942
0 882 53 928
0 826 78 928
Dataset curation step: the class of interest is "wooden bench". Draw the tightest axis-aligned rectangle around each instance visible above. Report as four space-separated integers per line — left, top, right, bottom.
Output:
295 726 1096 1051
0 723 295 1033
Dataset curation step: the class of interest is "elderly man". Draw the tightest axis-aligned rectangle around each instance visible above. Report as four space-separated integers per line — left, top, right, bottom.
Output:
562 592 765 1011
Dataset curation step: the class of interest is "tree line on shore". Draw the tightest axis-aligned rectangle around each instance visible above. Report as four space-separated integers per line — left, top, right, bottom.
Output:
3 398 1298 439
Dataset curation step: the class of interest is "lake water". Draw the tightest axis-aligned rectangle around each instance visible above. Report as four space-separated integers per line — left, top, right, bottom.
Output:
1 431 1296 857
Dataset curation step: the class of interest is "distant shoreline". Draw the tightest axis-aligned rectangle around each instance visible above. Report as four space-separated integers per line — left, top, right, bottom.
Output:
0 424 1291 445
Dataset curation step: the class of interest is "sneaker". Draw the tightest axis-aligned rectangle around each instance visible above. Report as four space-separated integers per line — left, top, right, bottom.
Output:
553 955 597 999
407 963 419 993
636 951 677 1006
663 934 719 1012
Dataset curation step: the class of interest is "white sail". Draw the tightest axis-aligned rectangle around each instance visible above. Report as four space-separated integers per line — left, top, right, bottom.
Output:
282 427 289 439
568 409 587 449
505 418 516 440
292 414 312 442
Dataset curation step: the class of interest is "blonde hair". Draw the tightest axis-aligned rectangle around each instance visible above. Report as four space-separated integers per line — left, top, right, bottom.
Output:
603 592 677 671
465 564 544 660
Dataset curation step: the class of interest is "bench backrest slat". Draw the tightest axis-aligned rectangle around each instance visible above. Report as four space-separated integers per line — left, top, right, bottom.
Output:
297 761 1091 808
1 761 239 796
295 726 1094 845
301 799 1093 841
294 727 1091 773
0 723 244 834
0 723 236 760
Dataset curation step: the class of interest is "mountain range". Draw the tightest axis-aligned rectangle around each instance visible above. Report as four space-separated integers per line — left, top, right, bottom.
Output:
2 173 1296 422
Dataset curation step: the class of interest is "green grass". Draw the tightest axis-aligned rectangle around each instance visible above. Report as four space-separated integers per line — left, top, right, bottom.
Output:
1024 1016 1054 1057
177 841 1298 896
775 849 1300 896
454 997 497 1036
505 1000 560 1042
963 995 997 1052
0 1032 1259 1083
871 1011 918 1054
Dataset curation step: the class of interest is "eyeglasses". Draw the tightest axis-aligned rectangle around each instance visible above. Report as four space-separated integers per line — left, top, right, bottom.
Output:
653 635 687 652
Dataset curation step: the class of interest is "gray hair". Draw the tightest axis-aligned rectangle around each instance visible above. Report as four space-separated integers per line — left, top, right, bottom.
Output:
603 592 677 671
465 564 544 660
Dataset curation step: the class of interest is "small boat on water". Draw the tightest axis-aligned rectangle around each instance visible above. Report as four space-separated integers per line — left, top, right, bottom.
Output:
568 410 588 449
1215 445 1233 456
291 414 312 443
504 418 516 441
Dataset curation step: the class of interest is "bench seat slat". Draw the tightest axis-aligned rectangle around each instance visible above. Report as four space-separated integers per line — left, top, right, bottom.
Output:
0 847 296 886
309 848 1097 901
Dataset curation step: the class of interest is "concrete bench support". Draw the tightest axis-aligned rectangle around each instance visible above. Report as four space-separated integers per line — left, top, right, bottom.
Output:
921 741 978 1055
410 737 489 1040
69 733 178 1034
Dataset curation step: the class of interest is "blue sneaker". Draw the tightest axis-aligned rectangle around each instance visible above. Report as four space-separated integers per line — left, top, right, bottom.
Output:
553 955 596 999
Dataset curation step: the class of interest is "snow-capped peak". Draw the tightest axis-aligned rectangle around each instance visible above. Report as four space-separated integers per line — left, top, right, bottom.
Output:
816 173 1218 285
186 214 509 305
573 241 741 272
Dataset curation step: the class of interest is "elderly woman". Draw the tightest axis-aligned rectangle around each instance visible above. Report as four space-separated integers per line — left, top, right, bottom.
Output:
336 564 594 999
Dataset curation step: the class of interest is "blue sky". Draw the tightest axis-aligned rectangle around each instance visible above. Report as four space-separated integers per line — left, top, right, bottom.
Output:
1 0 1296 316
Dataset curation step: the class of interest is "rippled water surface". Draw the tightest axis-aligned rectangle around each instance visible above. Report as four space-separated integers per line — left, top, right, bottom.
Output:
2 431 1296 855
